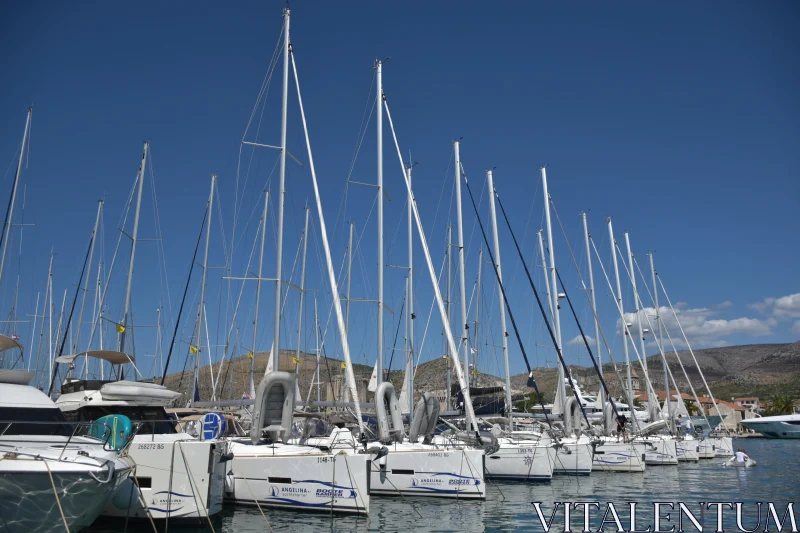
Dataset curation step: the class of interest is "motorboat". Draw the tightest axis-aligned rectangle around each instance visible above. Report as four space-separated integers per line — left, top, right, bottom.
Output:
0 369 134 532
740 413 800 439
55 351 229 521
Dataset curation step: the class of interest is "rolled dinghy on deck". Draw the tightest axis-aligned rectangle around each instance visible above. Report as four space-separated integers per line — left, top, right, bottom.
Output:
408 392 440 444
250 371 296 444
375 382 404 444
99 380 180 404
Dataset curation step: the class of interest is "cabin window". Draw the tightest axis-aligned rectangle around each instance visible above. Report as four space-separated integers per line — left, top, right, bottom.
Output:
0 407 73 436
268 477 292 484
63 406 176 434
391 469 415 475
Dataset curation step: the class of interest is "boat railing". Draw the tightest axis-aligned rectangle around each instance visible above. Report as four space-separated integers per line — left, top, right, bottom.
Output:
0 418 140 459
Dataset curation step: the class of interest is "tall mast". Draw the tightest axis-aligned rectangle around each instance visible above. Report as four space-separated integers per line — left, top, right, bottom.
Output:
120 142 148 353
73 201 102 353
473 248 483 388
293 207 310 392
625 233 655 414
345 222 353 341
453 142 469 392
541 168 568 417
486 170 512 430
607 219 633 404
47 253 54 390
191 174 215 404
649 253 672 429
581 212 604 405
271 7 291 373
406 165 415 412
314 296 320 403
0 107 32 288
251 189 269 397
446 225 452 368
376 59 384 386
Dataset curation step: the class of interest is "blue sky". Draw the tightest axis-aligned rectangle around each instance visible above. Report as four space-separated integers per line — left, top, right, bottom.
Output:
1 2 798 391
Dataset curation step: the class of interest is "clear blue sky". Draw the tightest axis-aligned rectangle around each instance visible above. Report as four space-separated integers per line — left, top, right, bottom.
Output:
1 2 798 391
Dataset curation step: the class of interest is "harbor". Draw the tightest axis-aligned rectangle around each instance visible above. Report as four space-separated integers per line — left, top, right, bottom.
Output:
1 2 798 532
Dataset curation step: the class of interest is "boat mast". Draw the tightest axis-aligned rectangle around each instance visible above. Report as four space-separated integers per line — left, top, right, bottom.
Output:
119 142 148 353
376 59 385 387
541 168 568 420
314 296 320 403
251 189 269 397
473 248 483 388
47 253 54 390
625 232 655 414
486 170 513 430
73 201 103 354
191 174 215 404
607 218 634 409
581 212 604 406
0 107 32 288
343 222 353 403
270 7 291 374
293 207 310 394
406 165 415 413
453 142 469 395
446 225 452 379
649 253 672 430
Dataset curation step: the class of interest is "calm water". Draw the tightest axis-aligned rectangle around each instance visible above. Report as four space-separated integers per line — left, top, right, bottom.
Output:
86 439 798 532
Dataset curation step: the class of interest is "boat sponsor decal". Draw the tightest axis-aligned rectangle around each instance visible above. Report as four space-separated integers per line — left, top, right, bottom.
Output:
262 479 358 500
408 472 481 492
148 491 192 514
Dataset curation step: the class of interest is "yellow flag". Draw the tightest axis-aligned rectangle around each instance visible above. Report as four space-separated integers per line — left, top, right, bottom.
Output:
115 324 125 333
247 351 253 359
340 362 346 369
189 345 199 354
292 357 300 364
472 368 478 375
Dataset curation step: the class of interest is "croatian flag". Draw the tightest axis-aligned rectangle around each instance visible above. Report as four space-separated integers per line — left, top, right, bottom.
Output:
11 334 19 340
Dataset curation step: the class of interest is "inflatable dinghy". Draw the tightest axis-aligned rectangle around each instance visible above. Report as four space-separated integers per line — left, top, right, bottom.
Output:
723 457 756 467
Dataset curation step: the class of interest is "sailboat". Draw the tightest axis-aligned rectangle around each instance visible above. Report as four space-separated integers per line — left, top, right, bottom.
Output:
222 8 370 514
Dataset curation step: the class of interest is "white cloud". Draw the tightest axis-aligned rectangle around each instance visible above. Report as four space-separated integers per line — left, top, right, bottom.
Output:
619 305 775 349
773 293 800 319
567 334 595 346
713 301 733 309
748 297 775 314
792 321 800 336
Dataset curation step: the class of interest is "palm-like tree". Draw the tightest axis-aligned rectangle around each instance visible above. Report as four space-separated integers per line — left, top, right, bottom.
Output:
764 393 794 416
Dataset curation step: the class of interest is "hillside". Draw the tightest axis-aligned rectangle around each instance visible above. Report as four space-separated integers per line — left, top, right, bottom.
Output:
161 342 800 404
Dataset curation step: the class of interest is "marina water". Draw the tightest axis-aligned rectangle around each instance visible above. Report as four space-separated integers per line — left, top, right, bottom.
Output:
86 439 798 532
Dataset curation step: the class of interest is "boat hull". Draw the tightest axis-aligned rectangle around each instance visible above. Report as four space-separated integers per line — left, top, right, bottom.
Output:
592 441 646 472
226 442 370 514
0 458 131 533
371 448 486 499
676 439 700 462
485 441 553 481
640 437 678 465
105 435 227 519
548 438 593 476
698 439 717 459
741 417 800 439
709 436 733 456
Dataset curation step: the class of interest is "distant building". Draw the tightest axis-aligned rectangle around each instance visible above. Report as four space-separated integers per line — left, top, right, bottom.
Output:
696 396 747 430
733 397 761 414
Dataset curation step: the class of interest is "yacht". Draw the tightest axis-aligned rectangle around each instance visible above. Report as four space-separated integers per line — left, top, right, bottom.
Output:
0 368 134 532
55 351 229 520
741 413 800 439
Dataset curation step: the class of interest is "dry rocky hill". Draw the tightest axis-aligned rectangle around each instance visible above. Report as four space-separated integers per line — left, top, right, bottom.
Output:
161 342 800 404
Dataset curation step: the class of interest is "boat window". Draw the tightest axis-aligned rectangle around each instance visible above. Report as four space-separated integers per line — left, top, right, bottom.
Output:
63 405 176 434
0 407 73 436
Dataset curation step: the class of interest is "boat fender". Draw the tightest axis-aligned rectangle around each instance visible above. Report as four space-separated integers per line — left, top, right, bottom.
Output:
564 396 581 436
375 382 404 444
250 371 296 444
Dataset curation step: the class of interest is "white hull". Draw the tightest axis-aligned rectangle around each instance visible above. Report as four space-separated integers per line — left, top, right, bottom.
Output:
370 445 485 499
547 436 594 476
709 436 733 456
226 440 370 514
592 440 646 472
0 439 133 533
698 438 717 459
639 437 678 465
106 434 228 519
741 414 800 439
485 440 554 481
676 438 700 462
